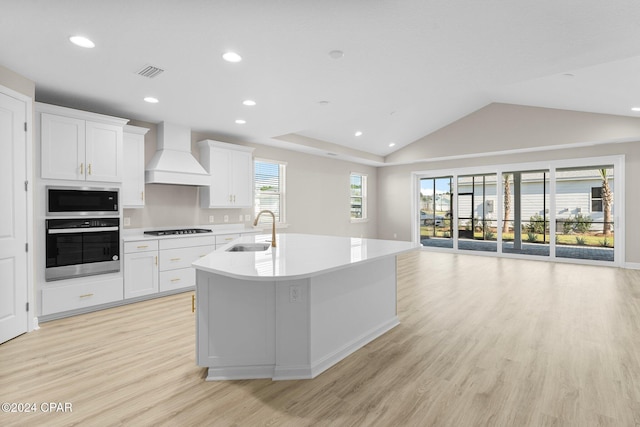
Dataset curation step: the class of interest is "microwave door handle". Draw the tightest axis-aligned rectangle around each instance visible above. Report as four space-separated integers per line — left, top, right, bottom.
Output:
47 226 120 234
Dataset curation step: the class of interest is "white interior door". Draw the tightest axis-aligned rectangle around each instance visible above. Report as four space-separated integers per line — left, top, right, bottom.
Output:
0 91 28 344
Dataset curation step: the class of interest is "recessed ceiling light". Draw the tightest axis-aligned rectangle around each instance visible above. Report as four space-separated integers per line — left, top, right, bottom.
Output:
389 142 396 147
223 52 242 62
69 35 95 48
355 131 363 137
632 107 640 112
235 119 246 124
243 100 256 106
143 97 159 104
318 101 330 106
329 50 344 59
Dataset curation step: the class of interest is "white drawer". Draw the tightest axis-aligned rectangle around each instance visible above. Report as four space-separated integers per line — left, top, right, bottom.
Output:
124 240 159 253
41 276 123 315
159 235 216 250
159 268 195 292
159 245 214 271
216 233 240 246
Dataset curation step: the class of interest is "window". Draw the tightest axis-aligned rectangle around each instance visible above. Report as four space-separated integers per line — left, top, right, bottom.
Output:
591 187 603 212
254 159 286 224
350 173 367 220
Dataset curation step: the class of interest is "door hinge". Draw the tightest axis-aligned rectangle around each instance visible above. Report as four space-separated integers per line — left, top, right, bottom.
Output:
24 180 28 191
25 243 28 252
26 302 29 312
24 122 27 132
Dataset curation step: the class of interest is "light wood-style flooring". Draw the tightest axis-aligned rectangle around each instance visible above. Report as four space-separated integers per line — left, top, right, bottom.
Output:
2 251 640 426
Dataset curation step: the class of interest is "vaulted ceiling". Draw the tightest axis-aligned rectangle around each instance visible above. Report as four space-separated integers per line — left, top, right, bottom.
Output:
3 1 640 164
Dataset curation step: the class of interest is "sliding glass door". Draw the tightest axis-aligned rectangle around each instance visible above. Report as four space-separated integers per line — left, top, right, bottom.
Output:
501 170 550 256
415 156 622 265
555 166 614 262
457 174 498 252
419 177 453 249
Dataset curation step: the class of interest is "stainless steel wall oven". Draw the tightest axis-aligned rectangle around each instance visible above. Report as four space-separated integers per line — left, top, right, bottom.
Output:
45 218 120 281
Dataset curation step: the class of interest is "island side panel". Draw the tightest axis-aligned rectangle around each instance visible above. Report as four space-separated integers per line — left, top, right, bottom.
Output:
274 279 312 380
308 256 399 377
196 270 276 380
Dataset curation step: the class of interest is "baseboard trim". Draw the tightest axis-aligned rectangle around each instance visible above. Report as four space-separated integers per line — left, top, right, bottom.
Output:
206 365 275 381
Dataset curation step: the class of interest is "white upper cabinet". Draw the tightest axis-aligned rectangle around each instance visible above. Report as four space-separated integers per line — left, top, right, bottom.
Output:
41 113 85 181
38 103 128 182
198 140 255 208
122 125 149 208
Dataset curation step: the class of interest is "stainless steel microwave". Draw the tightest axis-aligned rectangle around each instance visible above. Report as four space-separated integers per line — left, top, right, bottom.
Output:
47 186 119 216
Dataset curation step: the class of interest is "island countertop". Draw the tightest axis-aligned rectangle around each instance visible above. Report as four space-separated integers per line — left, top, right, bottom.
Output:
192 233 419 281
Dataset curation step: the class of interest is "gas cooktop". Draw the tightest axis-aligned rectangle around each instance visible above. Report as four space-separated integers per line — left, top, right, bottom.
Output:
144 228 213 236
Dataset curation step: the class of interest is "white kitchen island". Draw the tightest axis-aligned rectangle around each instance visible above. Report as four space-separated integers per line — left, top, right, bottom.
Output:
192 233 418 381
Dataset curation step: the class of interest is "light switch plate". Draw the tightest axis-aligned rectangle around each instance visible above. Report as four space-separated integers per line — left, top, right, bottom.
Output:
123 217 131 226
223 215 229 223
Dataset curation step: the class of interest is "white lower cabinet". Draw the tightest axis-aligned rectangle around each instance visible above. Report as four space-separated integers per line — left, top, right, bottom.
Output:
160 268 196 293
41 276 123 316
124 236 215 297
159 236 215 292
40 233 259 318
124 240 159 299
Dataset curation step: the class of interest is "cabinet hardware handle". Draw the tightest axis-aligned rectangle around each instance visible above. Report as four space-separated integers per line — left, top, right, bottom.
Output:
141 191 144 201
225 237 233 241
155 256 158 265
137 245 149 249
191 295 195 313
79 293 94 298
199 254 206 257
88 164 92 175
170 257 181 261
171 278 181 282
233 195 236 203
80 163 84 175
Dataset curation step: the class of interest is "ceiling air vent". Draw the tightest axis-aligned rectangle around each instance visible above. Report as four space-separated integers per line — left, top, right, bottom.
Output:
136 64 164 78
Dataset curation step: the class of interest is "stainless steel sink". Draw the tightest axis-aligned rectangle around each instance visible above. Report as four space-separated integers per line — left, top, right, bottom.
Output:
226 243 271 252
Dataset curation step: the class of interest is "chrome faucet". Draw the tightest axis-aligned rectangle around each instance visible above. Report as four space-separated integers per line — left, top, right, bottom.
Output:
253 210 277 247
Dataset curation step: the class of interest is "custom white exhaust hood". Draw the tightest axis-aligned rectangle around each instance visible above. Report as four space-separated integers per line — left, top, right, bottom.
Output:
145 122 210 186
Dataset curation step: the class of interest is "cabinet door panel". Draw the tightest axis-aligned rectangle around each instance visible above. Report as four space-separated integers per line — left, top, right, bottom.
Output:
86 121 122 182
124 252 158 299
231 150 253 207
122 131 145 207
208 148 231 206
41 113 85 180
